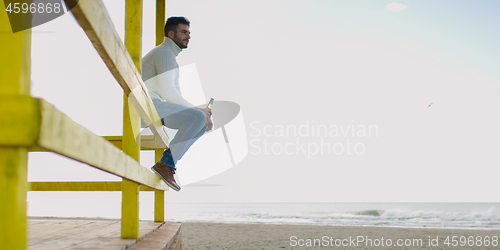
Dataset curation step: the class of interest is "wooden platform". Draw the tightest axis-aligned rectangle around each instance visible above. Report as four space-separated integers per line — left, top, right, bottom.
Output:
28 218 181 250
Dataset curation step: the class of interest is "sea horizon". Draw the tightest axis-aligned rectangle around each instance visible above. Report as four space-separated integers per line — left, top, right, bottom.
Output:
26 194 500 230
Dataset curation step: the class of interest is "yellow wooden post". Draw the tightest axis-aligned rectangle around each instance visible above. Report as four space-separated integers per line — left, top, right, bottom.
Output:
0 0 32 248
154 149 165 222
121 0 143 239
153 0 166 223
154 189 165 222
0 5 31 94
156 0 165 46
0 149 28 250
121 179 140 239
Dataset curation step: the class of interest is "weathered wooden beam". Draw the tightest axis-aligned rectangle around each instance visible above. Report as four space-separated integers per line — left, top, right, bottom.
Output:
103 135 164 150
36 98 168 190
30 135 163 151
28 181 159 192
63 0 169 148
0 99 166 191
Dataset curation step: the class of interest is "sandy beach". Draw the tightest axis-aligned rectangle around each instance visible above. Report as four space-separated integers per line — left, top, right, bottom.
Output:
181 222 500 249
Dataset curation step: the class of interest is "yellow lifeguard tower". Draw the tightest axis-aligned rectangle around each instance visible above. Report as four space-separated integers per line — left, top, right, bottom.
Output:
1 0 181 249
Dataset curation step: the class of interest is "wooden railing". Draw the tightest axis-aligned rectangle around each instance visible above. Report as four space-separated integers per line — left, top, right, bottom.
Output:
0 0 174 248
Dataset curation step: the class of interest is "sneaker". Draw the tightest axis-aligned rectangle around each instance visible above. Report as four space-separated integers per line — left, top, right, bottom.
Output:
151 161 181 191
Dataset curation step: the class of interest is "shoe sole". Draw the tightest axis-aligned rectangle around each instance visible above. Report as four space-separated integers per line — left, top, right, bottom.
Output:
151 167 181 191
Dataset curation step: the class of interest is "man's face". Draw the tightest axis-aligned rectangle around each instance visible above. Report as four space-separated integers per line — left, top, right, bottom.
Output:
170 23 191 49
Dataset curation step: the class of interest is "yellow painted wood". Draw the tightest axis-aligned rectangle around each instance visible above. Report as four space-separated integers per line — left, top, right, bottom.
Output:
102 135 164 150
0 0 38 147
121 0 143 240
0 3 31 248
154 148 165 222
121 179 140 239
154 190 165 222
0 0 31 95
34 98 168 191
28 181 160 191
0 95 40 146
28 145 46 152
29 181 121 191
123 95 141 160
122 103 142 237
156 0 165 46
63 0 169 148
0 148 28 250
125 0 143 73
155 148 164 162
27 135 163 151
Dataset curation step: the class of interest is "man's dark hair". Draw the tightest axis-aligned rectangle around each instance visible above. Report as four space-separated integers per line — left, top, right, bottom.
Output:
164 16 190 37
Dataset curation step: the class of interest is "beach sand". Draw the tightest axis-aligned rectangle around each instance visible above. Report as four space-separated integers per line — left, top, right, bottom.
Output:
181 222 500 249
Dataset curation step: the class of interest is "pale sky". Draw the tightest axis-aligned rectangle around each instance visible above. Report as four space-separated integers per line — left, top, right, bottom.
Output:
28 0 500 206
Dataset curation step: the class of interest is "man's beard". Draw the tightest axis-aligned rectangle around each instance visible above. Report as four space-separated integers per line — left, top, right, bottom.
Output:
174 37 187 49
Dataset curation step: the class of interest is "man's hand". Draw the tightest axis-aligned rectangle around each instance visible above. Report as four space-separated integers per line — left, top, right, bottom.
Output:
206 117 213 131
195 107 212 119
195 107 213 131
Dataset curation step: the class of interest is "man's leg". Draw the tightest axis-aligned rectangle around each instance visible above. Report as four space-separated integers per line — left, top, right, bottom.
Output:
159 148 175 168
159 123 205 167
153 101 207 163
165 109 206 163
175 124 208 159
151 101 208 191
151 158 180 191
155 124 206 191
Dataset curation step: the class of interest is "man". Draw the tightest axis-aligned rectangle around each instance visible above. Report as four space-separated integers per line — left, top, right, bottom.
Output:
142 16 212 191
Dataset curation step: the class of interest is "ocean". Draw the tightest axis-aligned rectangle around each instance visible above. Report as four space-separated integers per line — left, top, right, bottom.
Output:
27 193 500 230
165 202 500 230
